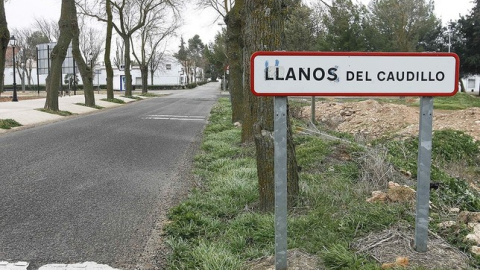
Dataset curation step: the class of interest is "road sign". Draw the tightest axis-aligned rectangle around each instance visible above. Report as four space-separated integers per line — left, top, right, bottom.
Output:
250 51 461 268
251 51 460 96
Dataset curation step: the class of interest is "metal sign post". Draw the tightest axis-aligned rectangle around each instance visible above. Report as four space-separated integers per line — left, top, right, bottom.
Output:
414 96 434 252
274 96 288 270
250 51 459 263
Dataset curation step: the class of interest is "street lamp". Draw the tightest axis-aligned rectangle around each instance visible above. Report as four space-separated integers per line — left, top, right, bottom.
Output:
447 23 452 53
9 36 18 102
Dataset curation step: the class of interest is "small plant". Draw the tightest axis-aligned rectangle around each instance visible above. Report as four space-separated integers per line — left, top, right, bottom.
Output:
140 92 159 97
36 108 74 116
123 95 142 100
0 119 22 129
322 244 378 270
101 98 125 104
432 129 480 165
75 103 104 109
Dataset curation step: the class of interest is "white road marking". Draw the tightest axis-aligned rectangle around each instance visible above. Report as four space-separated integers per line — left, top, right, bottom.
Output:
0 261 119 270
142 115 206 121
38 262 119 270
0 261 28 270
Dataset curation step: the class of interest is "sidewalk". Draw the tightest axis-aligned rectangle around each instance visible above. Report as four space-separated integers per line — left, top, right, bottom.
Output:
0 93 140 134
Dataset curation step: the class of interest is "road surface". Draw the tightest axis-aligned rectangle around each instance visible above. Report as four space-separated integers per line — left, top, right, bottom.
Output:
0 83 221 269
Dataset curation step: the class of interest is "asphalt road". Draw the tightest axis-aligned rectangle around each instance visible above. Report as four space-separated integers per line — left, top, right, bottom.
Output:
0 83 221 269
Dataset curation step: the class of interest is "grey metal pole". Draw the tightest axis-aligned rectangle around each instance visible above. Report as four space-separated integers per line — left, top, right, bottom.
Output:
274 96 288 270
414 96 434 252
311 96 316 124
36 47 40 94
12 44 18 102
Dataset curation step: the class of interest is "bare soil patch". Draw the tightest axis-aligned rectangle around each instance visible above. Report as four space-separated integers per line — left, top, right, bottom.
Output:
352 226 470 270
0 95 44 102
302 99 480 141
247 249 323 270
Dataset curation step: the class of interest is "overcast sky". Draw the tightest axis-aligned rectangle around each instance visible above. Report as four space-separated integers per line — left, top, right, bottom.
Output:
4 0 223 53
4 0 476 52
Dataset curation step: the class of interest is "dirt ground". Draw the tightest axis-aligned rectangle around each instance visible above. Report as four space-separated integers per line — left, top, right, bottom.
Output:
0 91 46 102
301 98 480 141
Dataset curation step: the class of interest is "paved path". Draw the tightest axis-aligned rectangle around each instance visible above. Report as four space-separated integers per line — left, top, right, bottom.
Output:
0 94 138 131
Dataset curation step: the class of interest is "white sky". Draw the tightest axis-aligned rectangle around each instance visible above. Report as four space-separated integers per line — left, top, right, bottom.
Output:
4 0 223 53
4 0 475 52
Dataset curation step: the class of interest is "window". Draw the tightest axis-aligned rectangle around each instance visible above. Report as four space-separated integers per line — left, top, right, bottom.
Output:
166 64 172 70
467 79 475 89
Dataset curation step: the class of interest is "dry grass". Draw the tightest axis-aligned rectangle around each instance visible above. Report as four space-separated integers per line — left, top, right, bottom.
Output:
246 249 323 270
352 225 470 270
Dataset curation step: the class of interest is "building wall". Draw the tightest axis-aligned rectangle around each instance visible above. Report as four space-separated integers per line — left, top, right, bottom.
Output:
461 75 480 95
2 56 195 90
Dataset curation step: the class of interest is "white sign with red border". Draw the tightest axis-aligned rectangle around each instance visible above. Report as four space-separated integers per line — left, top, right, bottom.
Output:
251 51 460 96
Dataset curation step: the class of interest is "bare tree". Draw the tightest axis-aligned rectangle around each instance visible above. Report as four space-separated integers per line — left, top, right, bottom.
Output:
131 5 179 93
78 18 104 71
0 0 10 94
76 0 114 99
45 0 95 111
106 0 180 97
113 38 124 69
34 18 61 42
149 47 166 86
197 0 244 123
196 0 234 17
10 28 49 90
104 0 114 99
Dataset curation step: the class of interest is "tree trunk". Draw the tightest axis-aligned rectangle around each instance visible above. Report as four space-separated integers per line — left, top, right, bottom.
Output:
45 0 94 109
225 0 244 125
72 35 95 107
150 69 154 86
141 64 148 94
45 0 76 111
105 0 114 100
124 36 133 97
0 0 9 94
21 68 25 91
194 63 197 84
27 67 33 89
244 0 299 212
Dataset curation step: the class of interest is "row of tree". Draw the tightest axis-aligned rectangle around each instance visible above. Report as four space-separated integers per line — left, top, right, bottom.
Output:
0 0 180 111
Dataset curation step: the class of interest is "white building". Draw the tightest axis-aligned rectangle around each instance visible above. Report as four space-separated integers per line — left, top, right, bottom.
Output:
2 55 203 91
461 75 480 96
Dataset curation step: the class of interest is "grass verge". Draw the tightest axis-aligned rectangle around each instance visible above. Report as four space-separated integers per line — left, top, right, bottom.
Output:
312 92 480 110
0 119 22 129
165 97 480 269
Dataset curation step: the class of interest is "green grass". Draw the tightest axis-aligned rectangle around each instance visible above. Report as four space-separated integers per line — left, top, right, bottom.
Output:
165 98 407 269
140 92 160 97
0 119 22 129
36 108 74 116
75 103 104 109
101 98 125 104
433 92 480 110
381 92 480 110
312 92 480 110
165 97 479 269
123 95 142 100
